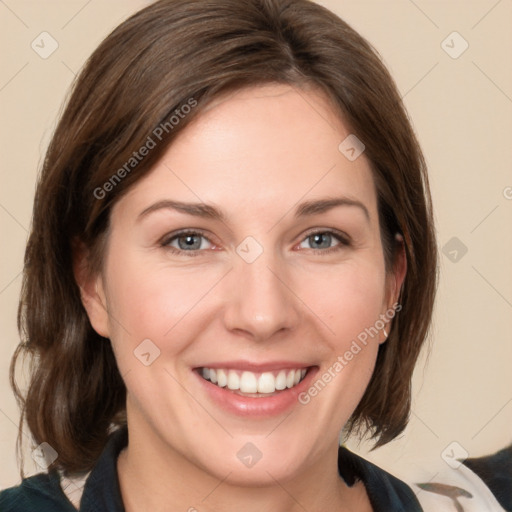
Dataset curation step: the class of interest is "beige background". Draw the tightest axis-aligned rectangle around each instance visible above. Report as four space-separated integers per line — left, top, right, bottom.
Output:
1 0 511 491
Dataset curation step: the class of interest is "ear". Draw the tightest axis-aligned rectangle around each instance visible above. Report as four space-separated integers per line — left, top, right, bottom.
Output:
380 234 407 344
72 239 110 338
386 233 407 307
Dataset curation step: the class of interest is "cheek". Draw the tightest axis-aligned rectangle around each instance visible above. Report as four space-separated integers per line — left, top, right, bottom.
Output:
102 247 213 355
292 261 386 437
102 246 230 364
299 259 387 344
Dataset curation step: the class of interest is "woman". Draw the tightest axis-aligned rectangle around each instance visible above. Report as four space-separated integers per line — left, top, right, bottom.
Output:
1 0 438 510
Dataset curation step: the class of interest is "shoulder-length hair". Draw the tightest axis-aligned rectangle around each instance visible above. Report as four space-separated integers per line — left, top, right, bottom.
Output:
11 0 437 475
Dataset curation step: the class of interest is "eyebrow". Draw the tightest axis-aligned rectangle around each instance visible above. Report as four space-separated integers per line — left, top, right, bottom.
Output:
295 197 370 221
137 196 370 223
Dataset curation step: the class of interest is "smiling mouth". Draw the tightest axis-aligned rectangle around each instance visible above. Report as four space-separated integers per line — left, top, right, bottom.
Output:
198 367 310 396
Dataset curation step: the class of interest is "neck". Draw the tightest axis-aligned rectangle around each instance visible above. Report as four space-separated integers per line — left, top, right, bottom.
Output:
116 423 369 512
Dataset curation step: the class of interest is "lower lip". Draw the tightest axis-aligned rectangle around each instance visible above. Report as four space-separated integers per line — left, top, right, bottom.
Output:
193 367 318 417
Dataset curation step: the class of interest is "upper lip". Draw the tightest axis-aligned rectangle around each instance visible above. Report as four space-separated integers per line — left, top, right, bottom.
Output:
195 360 314 372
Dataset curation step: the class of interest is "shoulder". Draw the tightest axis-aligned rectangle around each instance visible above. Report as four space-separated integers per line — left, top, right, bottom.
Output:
339 446 423 511
412 446 512 511
463 445 512 510
0 427 128 512
0 471 76 512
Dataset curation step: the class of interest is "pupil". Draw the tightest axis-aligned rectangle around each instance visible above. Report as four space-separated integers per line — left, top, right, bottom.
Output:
312 233 330 249
179 235 200 250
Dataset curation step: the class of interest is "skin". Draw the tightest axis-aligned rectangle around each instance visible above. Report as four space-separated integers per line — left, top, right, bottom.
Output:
79 84 406 512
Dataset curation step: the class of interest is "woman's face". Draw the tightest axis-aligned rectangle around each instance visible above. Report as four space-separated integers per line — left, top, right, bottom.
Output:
85 84 404 485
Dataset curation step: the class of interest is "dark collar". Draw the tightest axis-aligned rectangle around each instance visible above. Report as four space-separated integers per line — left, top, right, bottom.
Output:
78 426 422 511
338 445 422 511
79 427 127 511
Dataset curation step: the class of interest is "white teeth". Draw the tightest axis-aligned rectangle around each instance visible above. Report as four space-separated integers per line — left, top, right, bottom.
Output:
257 372 275 393
240 371 258 393
217 369 227 387
200 367 308 394
286 370 295 388
275 371 287 390
227 370 240 390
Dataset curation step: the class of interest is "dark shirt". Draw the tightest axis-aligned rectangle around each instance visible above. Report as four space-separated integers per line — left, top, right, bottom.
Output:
0 426 422 511
464 446 512 511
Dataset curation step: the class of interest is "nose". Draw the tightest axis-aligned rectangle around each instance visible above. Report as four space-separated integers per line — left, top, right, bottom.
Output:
221 250 301 341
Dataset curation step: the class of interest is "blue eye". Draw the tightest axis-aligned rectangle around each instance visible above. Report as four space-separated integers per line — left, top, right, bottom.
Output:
305 232 335 249
163 231 213 255
298 230 350 253
161 229 349 257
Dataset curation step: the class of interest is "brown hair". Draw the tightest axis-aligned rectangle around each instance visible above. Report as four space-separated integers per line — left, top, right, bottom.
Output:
11 0 437 475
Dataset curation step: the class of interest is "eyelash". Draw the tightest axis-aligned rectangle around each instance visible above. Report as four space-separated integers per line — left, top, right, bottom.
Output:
160 228 351 257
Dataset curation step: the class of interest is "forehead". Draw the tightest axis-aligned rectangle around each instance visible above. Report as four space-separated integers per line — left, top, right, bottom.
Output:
115 84 378 222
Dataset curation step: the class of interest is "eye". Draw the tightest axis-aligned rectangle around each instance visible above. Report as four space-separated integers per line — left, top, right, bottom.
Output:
297 230 349 253
162 230 214 255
